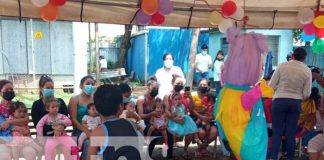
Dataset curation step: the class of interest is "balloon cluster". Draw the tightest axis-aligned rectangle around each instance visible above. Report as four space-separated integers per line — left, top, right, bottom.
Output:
135 0 173 26
31 0 67 22
209 0 245 33
297 8 324 54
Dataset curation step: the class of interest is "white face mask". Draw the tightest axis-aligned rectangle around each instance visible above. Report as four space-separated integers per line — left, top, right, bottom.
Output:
164 60 174 68
202 50 207 55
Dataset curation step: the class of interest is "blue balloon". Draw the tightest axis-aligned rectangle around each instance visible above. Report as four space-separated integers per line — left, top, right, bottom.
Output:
301 32 315 42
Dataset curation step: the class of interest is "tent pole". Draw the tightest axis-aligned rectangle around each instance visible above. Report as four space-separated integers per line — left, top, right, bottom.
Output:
30 18 36 87
95 23 100 86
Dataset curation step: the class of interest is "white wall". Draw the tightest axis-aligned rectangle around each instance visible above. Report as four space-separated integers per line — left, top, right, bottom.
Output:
72 22 89 95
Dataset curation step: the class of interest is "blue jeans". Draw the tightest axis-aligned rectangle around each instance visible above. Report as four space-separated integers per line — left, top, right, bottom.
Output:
270 98 302 160
214 81 222 98
195 72 209 84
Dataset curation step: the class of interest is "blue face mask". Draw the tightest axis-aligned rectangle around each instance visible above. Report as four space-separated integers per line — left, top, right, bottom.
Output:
43 89 54 97
84 85 95 95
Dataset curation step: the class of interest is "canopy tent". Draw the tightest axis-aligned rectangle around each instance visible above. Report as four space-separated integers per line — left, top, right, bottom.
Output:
1 0 323 29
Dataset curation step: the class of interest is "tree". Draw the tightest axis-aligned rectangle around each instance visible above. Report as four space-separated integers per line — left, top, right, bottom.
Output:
186 28 200 88
116 24 133 68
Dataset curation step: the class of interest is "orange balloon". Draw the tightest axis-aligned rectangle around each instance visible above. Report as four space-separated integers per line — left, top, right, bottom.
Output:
141 0 159 15
40 3 58 22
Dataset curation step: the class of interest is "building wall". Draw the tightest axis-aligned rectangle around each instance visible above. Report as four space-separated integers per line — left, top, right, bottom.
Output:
127 33 146 82
208 29 294 67
0 19 74 76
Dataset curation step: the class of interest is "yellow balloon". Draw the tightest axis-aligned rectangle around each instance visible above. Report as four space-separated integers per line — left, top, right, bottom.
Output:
209 11 223 25
313 15 324 28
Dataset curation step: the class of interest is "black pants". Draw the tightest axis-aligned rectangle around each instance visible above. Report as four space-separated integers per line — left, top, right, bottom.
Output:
145 123 174 158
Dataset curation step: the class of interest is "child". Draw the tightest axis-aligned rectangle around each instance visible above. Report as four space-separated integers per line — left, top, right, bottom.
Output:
8 101 42 160
88 84 141 160
119 101 146 134
146 100 168 156
296 87 320 139
36 97 79 160
168 93 197 137
194 93 215 144
78 103 101 149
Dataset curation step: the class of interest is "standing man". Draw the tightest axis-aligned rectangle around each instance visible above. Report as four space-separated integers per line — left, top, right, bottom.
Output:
195 44 212 84
269 47 312 160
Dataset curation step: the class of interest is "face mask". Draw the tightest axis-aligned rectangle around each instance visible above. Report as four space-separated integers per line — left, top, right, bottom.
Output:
202 50 207 55
174 84 183 92
2 91 15 101
164 60 174 68
150 89 159 98
43 89 54 97
84 85 95 95
198 86 209 94
123 96 131 103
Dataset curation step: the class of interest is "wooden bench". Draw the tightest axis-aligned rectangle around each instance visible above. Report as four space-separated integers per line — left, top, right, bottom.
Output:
90 68 127 84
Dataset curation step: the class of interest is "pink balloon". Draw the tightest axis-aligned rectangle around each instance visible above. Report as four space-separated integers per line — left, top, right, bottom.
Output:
303 23 316 35
135 10 152 25
158 0 173 15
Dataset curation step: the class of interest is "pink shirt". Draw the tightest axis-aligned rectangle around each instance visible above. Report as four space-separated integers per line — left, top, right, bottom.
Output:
36 113 72 136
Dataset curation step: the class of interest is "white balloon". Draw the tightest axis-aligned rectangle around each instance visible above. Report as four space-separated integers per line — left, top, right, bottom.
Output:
297 8 315 24
218 19 234 33
31 0 49 7
231 7 244 20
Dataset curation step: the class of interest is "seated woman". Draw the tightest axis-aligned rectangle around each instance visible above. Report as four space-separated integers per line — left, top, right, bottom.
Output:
0 79 37 160
187 78 219 158
137 77 174 159
308 94 324 160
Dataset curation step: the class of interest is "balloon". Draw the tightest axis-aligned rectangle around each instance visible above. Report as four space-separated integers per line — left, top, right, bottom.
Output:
50 0 66 6
142 0 159 15
231 7 244 20
40 3 58 22
303 23 316 35
222 1 237 17
135 10 152 25
218 19 234 33
313 15 324 28
31 0 49 7
301 32 315 42
297 8 315 24
151 12 165 25
158 0 173 15
312 38 324 54
315 28 324 38
209 11 222 25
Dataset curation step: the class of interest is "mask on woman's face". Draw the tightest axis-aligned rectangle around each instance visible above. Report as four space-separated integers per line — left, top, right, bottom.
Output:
83 85 95 95
123 96 131 103
150 89 159 97
174 84 183 92
2 91 15 101
198 86 209 94
164 60 174 68
43 89 54 97
202 50 207 56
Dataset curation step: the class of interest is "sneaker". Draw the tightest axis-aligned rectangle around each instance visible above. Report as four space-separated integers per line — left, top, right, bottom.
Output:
162 143 168 157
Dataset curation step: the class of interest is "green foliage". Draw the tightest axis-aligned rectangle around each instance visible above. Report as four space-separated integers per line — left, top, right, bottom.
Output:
107 60 115 69
293 29 302 42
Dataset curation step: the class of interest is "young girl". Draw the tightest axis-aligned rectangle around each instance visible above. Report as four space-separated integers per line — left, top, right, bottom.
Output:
146 100 168 146
120 101 146 134
8 101 42 160
78 103 101 149
168 93 197 137
36 97 79 160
